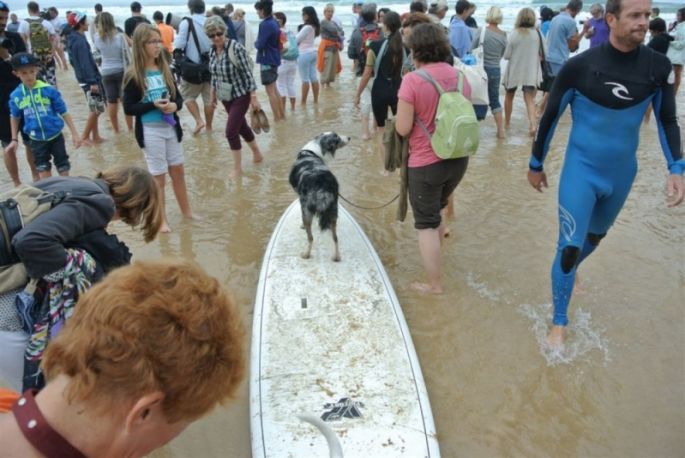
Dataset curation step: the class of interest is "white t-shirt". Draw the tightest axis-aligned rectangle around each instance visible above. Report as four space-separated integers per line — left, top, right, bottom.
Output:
49 16 67 34
17 16 57 53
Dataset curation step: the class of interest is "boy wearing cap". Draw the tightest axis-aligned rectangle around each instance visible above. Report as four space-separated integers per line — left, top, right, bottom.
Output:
5 52 81 179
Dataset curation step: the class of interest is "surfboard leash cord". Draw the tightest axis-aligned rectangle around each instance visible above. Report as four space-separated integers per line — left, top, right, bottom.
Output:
338 193 399 210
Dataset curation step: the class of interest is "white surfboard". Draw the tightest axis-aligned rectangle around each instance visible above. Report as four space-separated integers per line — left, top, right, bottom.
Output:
250 199 440 457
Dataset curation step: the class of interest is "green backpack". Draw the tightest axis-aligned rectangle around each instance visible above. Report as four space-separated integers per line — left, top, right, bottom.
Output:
0 185 66 292
26 18 52 60
414 68 479 159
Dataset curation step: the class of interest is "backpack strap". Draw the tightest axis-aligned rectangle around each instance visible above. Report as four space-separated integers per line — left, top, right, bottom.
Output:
373 39 389 78
413 67 463 139
415 67 446 94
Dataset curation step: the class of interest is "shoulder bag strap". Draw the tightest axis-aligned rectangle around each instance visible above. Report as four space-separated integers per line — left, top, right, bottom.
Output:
227 39 238 68
186 17 202 57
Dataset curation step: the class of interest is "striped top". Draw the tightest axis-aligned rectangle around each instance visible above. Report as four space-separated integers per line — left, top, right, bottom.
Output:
209 39 257 100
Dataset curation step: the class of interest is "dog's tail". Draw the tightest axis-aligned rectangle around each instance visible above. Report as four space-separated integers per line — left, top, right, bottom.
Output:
315 191 338 231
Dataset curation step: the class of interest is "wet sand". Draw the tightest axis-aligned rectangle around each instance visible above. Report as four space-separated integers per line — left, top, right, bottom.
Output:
5 61 684 457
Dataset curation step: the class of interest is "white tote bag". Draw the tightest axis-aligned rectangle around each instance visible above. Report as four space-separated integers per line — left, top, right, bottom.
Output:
455 26 489 106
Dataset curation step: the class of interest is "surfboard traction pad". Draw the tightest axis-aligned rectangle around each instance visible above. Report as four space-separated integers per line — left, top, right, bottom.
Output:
252 201 439 457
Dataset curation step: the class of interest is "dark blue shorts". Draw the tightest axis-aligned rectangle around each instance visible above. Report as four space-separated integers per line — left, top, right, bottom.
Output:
29 134 70 173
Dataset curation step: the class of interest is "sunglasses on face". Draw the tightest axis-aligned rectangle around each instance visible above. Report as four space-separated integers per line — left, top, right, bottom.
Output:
207 32 224 38
145 39 163 45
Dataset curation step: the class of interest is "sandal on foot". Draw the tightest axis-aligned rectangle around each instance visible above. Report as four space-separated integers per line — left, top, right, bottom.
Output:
257 109 270 133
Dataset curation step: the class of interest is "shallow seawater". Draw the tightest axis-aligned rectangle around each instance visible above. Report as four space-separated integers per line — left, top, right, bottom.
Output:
7 60 683 457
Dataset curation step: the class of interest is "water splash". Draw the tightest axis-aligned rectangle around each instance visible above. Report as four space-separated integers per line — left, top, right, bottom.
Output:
518 303 611 366
466 272 504 303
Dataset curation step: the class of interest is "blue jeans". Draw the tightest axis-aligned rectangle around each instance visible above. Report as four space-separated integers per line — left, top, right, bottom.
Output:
297 51 318 83
484 65 502 114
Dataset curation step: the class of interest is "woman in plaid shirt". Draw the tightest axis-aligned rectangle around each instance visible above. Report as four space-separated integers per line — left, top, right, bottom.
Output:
205 16 263 179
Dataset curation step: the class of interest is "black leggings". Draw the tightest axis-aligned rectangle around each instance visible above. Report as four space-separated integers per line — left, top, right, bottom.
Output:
371 79 399 128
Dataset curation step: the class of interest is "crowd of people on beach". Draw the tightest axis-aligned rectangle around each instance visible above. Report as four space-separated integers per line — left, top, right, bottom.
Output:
0 0 684 453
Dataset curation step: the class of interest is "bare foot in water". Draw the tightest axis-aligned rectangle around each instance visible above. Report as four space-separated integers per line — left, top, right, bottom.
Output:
193 123 205 135
81 138 93 147
379 169 391 176
183 213 203 221
229 169 242 180
93 136 107 144
159 222 172 234
410 282 443 295
546 325 566 349
253 152 264 163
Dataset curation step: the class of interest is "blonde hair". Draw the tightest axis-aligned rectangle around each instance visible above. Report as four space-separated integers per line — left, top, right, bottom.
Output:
233 8 245 19
324 3 335 12
485 6 503 25
42 259 246 423
515 7 536 29
96 165 163 242
97 12 117 40
124 24 177 100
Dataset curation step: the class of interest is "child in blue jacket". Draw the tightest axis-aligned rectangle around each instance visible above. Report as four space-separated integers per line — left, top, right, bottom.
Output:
6 53 81 179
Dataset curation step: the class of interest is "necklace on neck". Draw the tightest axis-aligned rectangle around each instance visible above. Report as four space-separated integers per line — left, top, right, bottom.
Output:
12 390 87 458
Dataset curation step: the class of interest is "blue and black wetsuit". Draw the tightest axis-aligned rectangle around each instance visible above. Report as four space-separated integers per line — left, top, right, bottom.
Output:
530 42 684 326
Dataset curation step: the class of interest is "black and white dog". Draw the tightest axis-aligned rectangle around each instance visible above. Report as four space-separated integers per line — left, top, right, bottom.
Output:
289 132 350 262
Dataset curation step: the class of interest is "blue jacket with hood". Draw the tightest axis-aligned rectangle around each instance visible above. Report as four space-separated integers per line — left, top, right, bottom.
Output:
9 80 68 141
66 30 101 86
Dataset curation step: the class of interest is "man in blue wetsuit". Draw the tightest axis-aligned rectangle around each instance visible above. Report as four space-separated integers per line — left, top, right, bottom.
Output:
527 0 685 347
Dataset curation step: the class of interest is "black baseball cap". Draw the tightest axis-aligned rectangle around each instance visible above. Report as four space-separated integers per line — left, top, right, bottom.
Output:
11 53 40 69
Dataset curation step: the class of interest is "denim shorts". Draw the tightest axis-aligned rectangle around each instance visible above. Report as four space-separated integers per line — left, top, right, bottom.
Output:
484 66 502 113
30 134 70 173
260 65 279 86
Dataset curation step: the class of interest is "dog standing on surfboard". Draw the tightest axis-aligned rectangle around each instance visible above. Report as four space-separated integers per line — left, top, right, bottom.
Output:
288 132 350 262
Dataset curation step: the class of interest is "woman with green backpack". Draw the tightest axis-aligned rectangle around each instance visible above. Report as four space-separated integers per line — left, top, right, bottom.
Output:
395 22 475 295
274 12 298 112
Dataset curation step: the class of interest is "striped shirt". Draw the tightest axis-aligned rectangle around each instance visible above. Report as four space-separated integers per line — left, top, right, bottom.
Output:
209 40 257 100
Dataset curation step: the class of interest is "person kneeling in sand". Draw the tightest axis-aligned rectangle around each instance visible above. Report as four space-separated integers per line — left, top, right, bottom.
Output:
0 259 245 457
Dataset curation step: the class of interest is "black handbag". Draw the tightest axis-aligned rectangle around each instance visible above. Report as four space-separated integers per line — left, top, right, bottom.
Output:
176 18 211 84
537 29 554 93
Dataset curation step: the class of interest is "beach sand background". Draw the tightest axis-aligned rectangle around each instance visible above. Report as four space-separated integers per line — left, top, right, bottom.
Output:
2 51 684 457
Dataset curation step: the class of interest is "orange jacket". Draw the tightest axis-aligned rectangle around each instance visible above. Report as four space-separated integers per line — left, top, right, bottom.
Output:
316 38 342 73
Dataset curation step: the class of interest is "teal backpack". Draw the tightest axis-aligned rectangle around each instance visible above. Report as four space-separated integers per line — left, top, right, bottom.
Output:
282 31 299 61
414 68 479 159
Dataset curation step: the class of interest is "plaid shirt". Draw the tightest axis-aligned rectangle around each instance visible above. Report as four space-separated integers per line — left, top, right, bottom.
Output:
209 40 257 100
